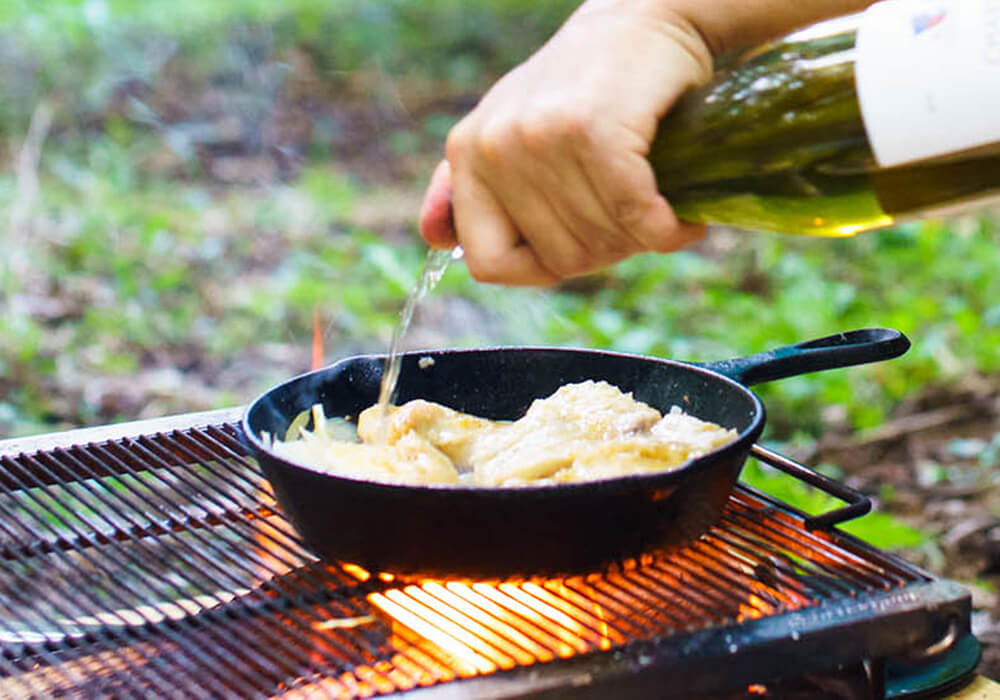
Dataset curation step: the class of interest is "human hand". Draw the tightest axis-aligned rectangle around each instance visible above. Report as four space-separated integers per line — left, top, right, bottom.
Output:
419 0 713 286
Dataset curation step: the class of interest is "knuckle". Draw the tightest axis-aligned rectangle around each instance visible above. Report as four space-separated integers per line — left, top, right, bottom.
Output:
559 109 596 143
464 254 503 284
516 113 553 152
476 119 516 164
590 232 636 259
445 119 474 159
609 196 653 231
518 107 594 151
541 247 588 279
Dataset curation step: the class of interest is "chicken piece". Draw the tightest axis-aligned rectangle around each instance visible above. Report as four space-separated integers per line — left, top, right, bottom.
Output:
278 381 735 488
357 399 502 469
549 432 735 483
651 406 738 453
519 381 662 438
470 381 665 486
274 429 460 485
466 432 587 486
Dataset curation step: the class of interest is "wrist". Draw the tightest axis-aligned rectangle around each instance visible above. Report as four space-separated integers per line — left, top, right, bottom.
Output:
646 0 878 57
569 0 714 84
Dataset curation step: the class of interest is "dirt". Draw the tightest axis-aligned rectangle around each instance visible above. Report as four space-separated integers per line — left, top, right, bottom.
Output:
805 380 1000 680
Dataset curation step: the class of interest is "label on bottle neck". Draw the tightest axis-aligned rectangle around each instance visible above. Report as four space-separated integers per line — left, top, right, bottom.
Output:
856 0 1000 167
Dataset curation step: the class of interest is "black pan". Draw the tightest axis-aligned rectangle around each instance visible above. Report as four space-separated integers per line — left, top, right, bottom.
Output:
243 328 909 578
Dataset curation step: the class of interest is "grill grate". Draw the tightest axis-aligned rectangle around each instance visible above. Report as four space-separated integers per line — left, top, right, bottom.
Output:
0 418 950 698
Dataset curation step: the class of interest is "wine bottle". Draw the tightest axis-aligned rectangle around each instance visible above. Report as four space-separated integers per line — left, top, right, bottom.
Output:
650 0 1000 237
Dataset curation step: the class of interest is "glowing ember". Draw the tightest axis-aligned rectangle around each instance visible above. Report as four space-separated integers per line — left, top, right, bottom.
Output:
341 563 371 582
340 546 806 691
277 507 830 697
311 615 376 631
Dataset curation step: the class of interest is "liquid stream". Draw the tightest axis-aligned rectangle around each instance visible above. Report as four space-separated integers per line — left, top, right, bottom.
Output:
373 247 457 441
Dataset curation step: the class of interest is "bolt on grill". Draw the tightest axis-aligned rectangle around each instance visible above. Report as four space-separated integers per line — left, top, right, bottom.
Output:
0 413 968 698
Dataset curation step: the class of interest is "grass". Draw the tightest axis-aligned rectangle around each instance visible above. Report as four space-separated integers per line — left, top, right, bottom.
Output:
1 0 997 551
5 136 994 438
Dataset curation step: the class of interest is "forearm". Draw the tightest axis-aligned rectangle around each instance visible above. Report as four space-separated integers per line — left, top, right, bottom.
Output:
575 0 876 57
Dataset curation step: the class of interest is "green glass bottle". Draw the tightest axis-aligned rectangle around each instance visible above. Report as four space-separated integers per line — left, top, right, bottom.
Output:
650 1 1000 236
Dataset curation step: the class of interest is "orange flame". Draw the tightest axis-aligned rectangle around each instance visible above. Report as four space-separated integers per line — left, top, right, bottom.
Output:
311 307 324 371
342 564 371 582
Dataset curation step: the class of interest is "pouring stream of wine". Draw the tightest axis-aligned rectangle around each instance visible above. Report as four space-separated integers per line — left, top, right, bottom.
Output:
373 246 459 441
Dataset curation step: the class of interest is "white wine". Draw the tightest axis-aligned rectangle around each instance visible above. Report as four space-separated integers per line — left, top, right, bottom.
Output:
651 0 1000 237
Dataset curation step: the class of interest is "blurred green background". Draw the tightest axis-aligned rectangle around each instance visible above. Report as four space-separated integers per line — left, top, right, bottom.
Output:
2 0 1000 552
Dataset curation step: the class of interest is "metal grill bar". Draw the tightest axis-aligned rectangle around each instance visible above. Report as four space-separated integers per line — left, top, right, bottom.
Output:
12 440 410 696
0 420 940 699
0 459 247 697
1 452 296 697
46 441 374 690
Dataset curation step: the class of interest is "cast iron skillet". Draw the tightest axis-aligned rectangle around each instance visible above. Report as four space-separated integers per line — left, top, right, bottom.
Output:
243 328 909 579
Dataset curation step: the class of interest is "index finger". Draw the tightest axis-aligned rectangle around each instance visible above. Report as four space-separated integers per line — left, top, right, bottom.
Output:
452 172 559 286
419 160 459 249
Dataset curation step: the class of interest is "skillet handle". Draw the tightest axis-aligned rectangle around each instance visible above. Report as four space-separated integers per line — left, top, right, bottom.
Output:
750 444 871 529
700 328 910 386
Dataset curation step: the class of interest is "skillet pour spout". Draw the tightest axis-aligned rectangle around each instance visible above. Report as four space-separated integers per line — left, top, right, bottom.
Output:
243 328 908 579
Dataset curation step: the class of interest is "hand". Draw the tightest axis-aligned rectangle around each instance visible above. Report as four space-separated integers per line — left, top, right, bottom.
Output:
419 0 713 286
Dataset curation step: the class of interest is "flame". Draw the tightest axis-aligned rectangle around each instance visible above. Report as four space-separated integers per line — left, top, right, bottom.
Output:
442 582 557 662
520 582 621 650
341 563 371 582
257 550 828 700
369 590 495 675
362 576 629 680
258 506 839 697
592 600 612 651
348 549 807 691
311 615 375 631
311 307 323 371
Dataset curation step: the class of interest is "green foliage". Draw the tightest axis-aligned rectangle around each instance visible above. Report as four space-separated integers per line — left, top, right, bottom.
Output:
0 0 994 558
523 215 1000 437
0 0 576 138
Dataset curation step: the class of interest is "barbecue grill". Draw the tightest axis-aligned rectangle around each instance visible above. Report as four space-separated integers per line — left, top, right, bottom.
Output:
0 408 980 698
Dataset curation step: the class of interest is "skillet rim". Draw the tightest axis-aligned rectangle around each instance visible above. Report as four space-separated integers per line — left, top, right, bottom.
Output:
241 345 766 494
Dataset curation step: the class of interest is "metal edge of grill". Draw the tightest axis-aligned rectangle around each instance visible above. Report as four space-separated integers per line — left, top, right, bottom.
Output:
0 407 245 459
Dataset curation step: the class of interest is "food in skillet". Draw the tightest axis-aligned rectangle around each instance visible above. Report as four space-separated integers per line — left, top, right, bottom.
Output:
272 380 736 487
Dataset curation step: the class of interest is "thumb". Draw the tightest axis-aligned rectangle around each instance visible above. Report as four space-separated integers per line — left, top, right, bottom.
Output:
419 160 458 249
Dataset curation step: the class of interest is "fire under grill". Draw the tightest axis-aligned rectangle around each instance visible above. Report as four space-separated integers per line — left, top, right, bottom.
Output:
0 410 973 699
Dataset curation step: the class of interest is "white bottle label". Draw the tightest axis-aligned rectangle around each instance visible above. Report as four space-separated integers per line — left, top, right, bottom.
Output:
856 0 1000 167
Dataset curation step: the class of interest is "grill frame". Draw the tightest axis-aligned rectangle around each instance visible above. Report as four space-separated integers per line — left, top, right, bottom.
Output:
0 410 972 699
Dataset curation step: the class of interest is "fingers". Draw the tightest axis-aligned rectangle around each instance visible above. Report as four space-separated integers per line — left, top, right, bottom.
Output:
447 115 700 284
510 118 646 273
578 144 707 253
450 167 559 287
421 4 715 286
419 160 458 249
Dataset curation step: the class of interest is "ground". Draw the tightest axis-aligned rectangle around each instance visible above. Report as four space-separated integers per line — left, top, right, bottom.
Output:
809 382 1000 679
